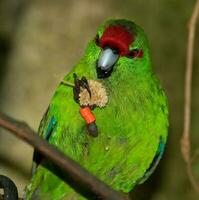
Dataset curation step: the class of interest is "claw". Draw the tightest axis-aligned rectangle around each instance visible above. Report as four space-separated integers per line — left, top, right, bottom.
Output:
81 76 92 98
73 73 81 103
73 73 78 82
73 73 92 104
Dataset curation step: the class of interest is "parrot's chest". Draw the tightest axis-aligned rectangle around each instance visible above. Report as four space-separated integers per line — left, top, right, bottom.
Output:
59 80 142 139
51 80 150 166
75 86 141 152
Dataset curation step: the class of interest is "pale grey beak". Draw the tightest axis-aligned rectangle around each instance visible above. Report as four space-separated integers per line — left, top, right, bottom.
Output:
97 48 119 71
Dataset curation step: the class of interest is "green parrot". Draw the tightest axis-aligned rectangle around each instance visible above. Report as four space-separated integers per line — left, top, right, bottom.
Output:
25 19 169 200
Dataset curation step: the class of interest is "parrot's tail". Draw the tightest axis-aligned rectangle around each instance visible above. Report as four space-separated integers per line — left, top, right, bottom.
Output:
0 175 18 200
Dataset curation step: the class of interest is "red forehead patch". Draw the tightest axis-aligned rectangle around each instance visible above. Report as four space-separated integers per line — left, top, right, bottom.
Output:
100 25 134 56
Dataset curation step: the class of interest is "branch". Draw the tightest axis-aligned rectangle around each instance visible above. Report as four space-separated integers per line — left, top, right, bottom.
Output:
0 111 129 200
181 0 199 193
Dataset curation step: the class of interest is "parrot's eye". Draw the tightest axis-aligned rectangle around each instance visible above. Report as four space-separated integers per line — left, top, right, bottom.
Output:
95 34 100 46
128 49 143 58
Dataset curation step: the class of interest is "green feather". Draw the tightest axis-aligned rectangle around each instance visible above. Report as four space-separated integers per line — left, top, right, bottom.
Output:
25 19 168 200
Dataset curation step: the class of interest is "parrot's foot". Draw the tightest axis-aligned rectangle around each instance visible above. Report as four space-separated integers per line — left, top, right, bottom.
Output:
79 107 98 137
73 74 99 137
73 73 91 103
87 122 98 137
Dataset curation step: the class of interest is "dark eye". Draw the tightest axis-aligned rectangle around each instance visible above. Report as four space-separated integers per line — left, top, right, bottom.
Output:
95 34 100 46
128 49 143 58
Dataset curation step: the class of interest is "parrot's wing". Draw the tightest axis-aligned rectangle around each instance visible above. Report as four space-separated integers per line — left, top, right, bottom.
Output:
31 107 56 174
136 136 165 184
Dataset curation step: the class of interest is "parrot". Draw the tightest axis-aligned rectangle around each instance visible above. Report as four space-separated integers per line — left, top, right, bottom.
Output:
25 19 169 200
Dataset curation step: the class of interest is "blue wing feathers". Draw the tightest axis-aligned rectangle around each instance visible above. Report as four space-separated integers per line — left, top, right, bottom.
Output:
137 137 165 184
32 116 56 174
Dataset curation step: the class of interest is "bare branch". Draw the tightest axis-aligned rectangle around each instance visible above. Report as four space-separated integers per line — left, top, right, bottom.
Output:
181 0 199 193
0 111 129 200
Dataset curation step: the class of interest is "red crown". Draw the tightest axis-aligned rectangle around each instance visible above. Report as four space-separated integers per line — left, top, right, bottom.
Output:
100 25 134 56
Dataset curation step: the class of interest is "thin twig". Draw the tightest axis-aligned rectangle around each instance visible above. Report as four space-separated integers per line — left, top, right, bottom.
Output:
0 111 129 200
181 0 199 193
61 80 75 87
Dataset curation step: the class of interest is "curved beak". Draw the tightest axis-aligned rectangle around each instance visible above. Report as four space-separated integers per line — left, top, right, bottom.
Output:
97 47 119 78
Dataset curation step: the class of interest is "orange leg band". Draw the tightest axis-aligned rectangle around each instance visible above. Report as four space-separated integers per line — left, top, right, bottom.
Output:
79 107 96 124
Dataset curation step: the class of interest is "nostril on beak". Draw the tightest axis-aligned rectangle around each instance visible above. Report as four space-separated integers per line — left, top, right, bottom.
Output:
97 48 119 71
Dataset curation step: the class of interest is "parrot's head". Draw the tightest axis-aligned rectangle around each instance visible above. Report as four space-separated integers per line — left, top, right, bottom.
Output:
86 19 152 79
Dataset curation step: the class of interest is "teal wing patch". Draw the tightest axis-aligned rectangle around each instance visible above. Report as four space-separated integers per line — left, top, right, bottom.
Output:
137 137 165 184
44 116 56 140
32 109 57 174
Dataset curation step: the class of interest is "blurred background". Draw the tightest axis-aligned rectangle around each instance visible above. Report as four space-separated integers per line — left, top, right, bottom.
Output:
0 0 199 199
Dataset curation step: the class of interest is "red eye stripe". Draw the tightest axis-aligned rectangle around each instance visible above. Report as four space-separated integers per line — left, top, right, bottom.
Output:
99 25 134 56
